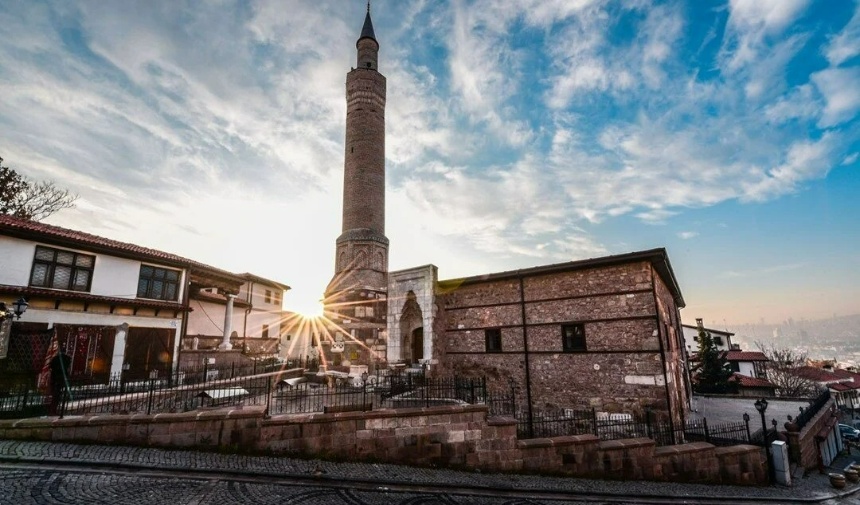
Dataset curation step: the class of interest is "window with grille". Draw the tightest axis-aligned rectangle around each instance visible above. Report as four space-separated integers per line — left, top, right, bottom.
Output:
485 328 502 353
264 289 272 304
561 323 586 352
29 246 95 292
136 265 180 301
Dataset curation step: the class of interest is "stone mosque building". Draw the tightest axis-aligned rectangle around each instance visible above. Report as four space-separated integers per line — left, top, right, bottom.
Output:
321 7 690 424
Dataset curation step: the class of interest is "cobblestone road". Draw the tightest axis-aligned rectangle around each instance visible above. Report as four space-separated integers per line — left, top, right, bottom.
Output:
1 465 605 505
0 440 859 504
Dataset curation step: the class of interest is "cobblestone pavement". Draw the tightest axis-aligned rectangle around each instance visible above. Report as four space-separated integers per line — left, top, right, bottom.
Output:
2 466 603 505
0 440 859 504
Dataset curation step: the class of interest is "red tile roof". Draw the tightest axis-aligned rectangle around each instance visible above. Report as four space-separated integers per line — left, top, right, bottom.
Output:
796 366 857 383
730 373 776 389
829 382 860 392
0 214 242 282
725 351 769 362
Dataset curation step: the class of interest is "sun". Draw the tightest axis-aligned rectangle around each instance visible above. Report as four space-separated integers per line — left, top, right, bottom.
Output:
295 298 325 319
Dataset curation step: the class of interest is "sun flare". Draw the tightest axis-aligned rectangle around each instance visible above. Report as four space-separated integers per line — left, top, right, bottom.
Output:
296 299 325 319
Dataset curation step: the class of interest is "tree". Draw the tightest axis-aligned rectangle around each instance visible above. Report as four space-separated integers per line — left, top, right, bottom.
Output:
0 157 77 221
755 341 819 397
692 319 734 394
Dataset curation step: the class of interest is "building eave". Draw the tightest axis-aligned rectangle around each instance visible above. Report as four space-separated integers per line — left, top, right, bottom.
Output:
438 248 685 307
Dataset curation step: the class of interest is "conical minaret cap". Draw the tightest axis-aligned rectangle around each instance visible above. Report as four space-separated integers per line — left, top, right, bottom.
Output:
358 5 377 44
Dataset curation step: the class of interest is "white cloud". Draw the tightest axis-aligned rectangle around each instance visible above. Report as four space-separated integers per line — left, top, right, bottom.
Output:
678 231 699 240
824 1 860 66
811 67 860 127
722 0 811 70
764 84 821 123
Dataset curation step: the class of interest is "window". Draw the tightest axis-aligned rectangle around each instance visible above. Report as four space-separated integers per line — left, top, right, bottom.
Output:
713 336 724 346
262 324 269 339
136 265 180 301
30 246 95 292
273 291 281 305
264 289 272 304
561 323 586 352
355 306 366 317
485 328 502 353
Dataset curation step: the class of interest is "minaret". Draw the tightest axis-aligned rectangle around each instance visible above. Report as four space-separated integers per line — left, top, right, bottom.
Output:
324 3 388 367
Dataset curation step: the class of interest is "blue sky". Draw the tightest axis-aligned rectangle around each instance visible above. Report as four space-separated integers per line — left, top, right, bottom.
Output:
0 0 858 326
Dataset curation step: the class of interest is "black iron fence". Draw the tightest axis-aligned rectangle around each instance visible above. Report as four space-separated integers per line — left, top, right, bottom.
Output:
270 374 487 415
511 407 753 447
0 359 298 419
794 388 831 430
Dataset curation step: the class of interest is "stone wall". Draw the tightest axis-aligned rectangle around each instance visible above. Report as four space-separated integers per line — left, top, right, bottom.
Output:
518 435 765 484
785 399 838 470
0 405 764 485
436 261 687 419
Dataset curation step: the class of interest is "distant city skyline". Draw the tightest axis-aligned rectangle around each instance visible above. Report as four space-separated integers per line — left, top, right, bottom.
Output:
0 0 858 326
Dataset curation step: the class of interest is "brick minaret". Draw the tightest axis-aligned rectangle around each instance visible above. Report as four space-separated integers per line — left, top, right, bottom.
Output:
323 4 388 367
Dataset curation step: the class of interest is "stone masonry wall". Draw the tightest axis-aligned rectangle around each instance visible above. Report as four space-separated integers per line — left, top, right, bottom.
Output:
785 399 838 470
436 261 685 418
0 406 766 485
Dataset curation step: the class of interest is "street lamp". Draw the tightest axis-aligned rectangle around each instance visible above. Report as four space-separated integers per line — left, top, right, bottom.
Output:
361 371 369 411
754 398 772 482
0 297 28 320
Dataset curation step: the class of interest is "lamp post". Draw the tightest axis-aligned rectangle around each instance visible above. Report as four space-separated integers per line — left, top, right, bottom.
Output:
755 398 773 482
0 298 27 360
0 297 29 320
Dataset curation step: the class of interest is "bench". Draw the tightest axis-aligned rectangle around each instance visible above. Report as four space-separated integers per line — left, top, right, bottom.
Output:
322 403 372 414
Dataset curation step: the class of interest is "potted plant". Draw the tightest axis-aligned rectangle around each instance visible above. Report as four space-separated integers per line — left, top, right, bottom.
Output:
846 468 860 483
830 473 847 489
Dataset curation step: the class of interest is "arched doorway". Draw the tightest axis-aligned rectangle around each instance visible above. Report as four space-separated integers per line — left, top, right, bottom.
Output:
399 291 423 365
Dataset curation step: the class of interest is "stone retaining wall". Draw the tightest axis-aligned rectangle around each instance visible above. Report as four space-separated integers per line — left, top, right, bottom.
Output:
785 399 838 470
0 404 765 485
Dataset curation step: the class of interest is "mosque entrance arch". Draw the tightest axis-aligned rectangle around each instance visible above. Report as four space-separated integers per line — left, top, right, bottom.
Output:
399 291 423 365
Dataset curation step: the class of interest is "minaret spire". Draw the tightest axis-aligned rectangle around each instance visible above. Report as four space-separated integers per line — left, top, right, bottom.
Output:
324 5 389 360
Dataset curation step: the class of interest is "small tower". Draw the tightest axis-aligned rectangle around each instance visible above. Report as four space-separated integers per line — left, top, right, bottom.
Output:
324 3 388 368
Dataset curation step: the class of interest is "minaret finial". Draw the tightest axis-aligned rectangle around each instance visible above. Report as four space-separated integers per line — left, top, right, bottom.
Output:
367 1 370 14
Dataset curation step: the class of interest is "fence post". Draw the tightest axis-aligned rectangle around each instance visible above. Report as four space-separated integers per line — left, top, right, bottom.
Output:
265 377 271 417
254 360 258 375
58 387 66 419
147 378 155 415
591 407 598 436
203 360 209 383
703 417 711 444
645 409 653 439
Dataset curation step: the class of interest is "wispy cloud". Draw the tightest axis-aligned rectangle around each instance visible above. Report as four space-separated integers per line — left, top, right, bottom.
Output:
722 263 806 278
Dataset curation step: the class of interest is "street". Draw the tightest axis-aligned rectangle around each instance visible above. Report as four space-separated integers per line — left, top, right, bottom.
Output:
1 462 608 505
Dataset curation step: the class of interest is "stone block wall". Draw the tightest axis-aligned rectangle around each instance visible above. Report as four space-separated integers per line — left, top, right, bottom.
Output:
785 399 838 470
0 405 765 485
436 260 687 419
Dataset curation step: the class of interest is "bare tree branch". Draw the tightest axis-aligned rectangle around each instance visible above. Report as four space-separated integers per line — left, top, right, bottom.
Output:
755 341 819 398
0 157 77 221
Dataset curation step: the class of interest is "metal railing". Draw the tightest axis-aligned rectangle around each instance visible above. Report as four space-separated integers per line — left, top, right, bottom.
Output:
270 375 488 415
794 388 831 430
512 407 753 447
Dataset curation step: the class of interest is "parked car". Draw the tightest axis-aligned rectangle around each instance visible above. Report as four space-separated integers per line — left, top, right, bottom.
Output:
839 424 860 442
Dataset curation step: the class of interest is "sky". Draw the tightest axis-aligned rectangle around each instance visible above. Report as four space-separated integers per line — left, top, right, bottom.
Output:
0 0 858 328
